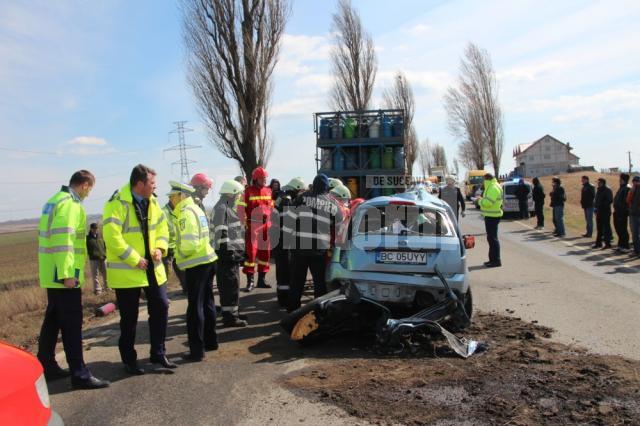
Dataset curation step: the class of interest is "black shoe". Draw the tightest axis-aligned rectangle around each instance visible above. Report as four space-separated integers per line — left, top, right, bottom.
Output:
124 362 145 375
582 233 592 238
44 366 70 381
223 317 248 328
243 275 254 293
204 341 219 351
256 272 272 288
592 243 602 249
150 355 177 369
181 353 204 362
485 261 502 268
238 313 248 321
483 261 492 267
71 375 110 389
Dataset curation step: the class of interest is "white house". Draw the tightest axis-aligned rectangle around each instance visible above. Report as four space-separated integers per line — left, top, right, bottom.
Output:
513 134 580 177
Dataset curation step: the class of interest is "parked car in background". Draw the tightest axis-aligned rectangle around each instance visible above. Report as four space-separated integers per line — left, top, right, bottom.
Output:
0 341 63 426
501 180 534 216
327 186 473 317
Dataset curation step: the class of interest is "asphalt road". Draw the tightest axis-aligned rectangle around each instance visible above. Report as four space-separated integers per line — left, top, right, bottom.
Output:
49 205 640 424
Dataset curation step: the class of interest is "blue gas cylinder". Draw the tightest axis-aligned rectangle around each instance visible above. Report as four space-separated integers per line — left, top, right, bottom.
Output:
394 147 405 169
382 115 392 138
392 117 404 137
333 149 344 171
319 119 330 139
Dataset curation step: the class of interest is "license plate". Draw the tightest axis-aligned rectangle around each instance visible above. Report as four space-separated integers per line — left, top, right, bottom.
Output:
376 251 428 265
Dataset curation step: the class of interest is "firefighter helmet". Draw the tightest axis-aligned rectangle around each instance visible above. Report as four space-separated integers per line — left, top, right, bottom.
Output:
328 178 343 189
190 173 213 189
282 177 306 192
219 180 245 196
251 167 268 181
330 185 351 200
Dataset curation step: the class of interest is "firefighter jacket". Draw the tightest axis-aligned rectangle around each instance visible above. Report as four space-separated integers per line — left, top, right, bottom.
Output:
271 192 293 250
479 178 504 218
174 197 217 270
238 185 274 226
102 183 169 288
211 195 245 263
162 202 178 251
282 191 344 255
38 186 87 289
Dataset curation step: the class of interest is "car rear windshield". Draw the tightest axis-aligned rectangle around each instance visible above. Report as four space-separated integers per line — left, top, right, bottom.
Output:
468 176 484 185
504 183 531 196
355 205 454 237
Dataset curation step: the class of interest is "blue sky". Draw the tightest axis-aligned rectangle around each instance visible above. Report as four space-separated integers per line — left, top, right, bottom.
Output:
1 0 639 221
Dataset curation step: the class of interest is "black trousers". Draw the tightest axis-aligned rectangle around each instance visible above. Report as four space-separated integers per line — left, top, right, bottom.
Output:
484 217 501 263
275 248 291 294
185 262 218 358
534 202 544 227
613 211 629 249
595 209 613 245
287 252 327 312
518 201 529 219
216 258 240 320
37 288 90 380
115 271 169 365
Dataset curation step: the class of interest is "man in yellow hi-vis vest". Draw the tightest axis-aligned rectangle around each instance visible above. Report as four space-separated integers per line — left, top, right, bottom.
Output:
477 173 504 268
170 181 219 362
103 164 175 374
37 170 109 389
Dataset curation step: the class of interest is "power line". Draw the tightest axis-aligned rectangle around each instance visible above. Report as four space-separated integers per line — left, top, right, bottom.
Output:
0 146 60 155
164 121 200 183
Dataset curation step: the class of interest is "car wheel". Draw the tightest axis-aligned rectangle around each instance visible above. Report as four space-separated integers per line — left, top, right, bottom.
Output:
463 287 473 319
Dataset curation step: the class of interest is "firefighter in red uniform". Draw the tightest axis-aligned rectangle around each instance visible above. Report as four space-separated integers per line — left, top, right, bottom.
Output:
239 167 273 292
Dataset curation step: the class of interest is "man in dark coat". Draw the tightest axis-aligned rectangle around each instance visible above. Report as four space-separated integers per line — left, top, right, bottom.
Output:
531 177 545 229
580 176 596 237
613 173 631 252
550 177 566 237
593 177 613 249
514 179 530 219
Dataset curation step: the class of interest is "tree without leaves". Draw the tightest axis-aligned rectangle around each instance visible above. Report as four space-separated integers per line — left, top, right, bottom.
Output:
445 43 503 175
430 143 447 169
182 0 290 179
452 158 460 177
330 0 377 111
384 71 417 175
418 138 432 177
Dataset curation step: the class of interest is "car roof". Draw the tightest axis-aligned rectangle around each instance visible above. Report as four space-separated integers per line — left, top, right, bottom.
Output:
359 186 448 211
502 180 531 186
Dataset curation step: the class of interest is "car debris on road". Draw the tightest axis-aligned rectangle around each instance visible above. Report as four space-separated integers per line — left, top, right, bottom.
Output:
281 267 484 359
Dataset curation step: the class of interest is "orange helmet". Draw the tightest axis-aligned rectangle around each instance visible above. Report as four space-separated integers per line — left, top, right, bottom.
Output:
251 167 268 181
190 173 213 189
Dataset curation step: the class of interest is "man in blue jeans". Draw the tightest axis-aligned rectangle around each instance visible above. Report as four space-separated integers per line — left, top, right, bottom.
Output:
580 176 595 238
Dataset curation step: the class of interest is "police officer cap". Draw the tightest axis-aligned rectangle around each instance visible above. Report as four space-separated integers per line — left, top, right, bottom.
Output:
167 181 194 196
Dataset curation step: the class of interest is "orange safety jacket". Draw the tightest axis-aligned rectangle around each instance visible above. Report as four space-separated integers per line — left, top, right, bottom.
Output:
238 185 274 226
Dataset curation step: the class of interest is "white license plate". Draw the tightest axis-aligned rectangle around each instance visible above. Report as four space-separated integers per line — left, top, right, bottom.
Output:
376 251 428 265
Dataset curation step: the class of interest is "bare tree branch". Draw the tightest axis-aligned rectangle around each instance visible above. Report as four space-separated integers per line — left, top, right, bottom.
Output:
182 0 290 178
444 42 503 176
418 138 432 178
329 0 377 111
384 71 417 175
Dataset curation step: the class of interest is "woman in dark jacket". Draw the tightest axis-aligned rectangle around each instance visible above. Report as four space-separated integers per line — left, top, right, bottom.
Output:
531 177 545 229
549 177 566 237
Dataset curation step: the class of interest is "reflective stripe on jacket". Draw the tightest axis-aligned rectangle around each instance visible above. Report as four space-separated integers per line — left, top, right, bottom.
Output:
38 186 87 288
102 183 169 288
479 178 503 218
174 197 217 269
163 203 177 250
211 195 245 261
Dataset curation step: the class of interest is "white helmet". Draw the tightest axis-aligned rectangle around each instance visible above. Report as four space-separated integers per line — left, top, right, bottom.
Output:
219 180 245 195
330 185 351 200
282 177 306 191
328 178 344 190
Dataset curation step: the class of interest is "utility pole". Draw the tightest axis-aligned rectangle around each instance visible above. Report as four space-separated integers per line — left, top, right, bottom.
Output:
628 151 633 173
164 121 201 183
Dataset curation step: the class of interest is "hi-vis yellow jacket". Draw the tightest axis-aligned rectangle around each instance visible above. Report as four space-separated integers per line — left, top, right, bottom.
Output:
174 197 217 270
479 178 504 218
38 186 87 289
102 184 169 288
162 202 177 251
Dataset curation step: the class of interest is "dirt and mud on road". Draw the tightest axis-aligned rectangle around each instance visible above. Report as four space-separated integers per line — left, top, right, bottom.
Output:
285 312 640 425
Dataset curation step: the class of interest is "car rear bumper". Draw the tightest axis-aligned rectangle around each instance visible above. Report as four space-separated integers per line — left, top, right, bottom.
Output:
327 263 469 305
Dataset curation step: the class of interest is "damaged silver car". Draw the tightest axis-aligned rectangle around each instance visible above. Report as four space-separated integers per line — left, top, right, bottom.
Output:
328 186 473 316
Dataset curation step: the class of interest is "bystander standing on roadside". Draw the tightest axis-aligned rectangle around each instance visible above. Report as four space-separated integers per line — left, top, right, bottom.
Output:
439 176 466 222
593 178 613 249
613 173 631 253
531 177 545 229
580 176 596 238
550 177 566 238
515 179 530 220
86 223 107 295
627 176 640 258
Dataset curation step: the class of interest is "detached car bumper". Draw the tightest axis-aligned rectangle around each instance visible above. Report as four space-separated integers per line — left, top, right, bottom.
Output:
327 263 469 305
